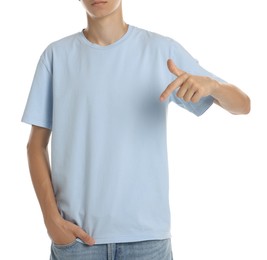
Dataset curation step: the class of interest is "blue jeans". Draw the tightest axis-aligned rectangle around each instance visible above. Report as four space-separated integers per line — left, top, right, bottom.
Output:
50 239 173 260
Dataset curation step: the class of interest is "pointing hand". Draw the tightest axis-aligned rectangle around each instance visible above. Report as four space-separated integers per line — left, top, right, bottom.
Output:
160 59 217 103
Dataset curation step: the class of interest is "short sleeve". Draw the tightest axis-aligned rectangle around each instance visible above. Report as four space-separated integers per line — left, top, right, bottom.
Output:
21 53 53 129
169 39 226 116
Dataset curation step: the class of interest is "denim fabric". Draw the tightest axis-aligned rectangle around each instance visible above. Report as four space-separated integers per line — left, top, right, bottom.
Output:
50 239 173 260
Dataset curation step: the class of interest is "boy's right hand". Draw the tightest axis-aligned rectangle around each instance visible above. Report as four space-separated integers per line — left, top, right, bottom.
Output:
45 217 95 246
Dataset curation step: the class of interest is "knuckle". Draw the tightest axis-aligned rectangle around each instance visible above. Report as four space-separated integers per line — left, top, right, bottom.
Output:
184 73 191 80
72 226 81 236
187 77 194 84
191 84 198 93
184 96 190 102
197 88 204 96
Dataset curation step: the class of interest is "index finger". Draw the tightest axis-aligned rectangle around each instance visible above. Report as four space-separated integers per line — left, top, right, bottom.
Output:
160 72 189 102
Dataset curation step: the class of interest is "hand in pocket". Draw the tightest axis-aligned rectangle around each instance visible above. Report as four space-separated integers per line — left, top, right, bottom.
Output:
46 217 95 246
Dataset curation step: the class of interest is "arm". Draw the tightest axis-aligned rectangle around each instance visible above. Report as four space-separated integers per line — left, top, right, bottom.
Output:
27 125 95 245
211 81 250 115
160 59 250 115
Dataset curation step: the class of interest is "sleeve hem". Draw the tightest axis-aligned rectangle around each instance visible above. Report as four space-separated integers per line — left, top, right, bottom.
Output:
21 116 52 130
192 96 214 117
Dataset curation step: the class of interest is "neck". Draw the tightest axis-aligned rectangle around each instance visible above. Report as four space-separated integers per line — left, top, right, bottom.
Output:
84 5 128 46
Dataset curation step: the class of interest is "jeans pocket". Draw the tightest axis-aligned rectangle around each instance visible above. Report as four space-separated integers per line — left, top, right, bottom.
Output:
52 239 79 249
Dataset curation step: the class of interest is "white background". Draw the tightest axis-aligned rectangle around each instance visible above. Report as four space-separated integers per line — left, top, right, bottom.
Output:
0 0 266 259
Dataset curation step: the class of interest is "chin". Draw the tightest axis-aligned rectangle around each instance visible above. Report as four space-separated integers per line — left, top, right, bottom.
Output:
87 9 113 18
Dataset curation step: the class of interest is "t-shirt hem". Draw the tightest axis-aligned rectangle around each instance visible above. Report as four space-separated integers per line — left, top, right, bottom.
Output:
77 232 172 245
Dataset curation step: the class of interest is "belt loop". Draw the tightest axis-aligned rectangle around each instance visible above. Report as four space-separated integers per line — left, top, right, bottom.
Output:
107 243 116 260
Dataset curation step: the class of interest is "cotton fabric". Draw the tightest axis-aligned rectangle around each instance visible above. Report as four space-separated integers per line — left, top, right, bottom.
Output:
22 25 222 244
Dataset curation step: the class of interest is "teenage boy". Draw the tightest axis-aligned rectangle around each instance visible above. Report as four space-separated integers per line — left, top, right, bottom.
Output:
22 0 250 259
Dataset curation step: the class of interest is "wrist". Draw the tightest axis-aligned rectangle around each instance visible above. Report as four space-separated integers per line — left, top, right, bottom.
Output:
44 212 63 227
210 78 221 98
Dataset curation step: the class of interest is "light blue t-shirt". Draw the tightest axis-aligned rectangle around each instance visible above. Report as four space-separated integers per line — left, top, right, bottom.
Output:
22 25 223 244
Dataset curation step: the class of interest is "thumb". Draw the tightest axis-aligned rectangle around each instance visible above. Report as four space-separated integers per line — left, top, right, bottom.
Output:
167 59 184 77
71 224 95 246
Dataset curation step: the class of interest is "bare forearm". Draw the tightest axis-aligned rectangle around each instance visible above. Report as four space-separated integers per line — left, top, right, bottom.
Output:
26 126 94 245
212 81 251 115
27 142 61 224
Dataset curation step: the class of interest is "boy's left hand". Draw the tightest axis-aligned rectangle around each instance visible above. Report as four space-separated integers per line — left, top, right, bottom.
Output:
160 59 218 103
